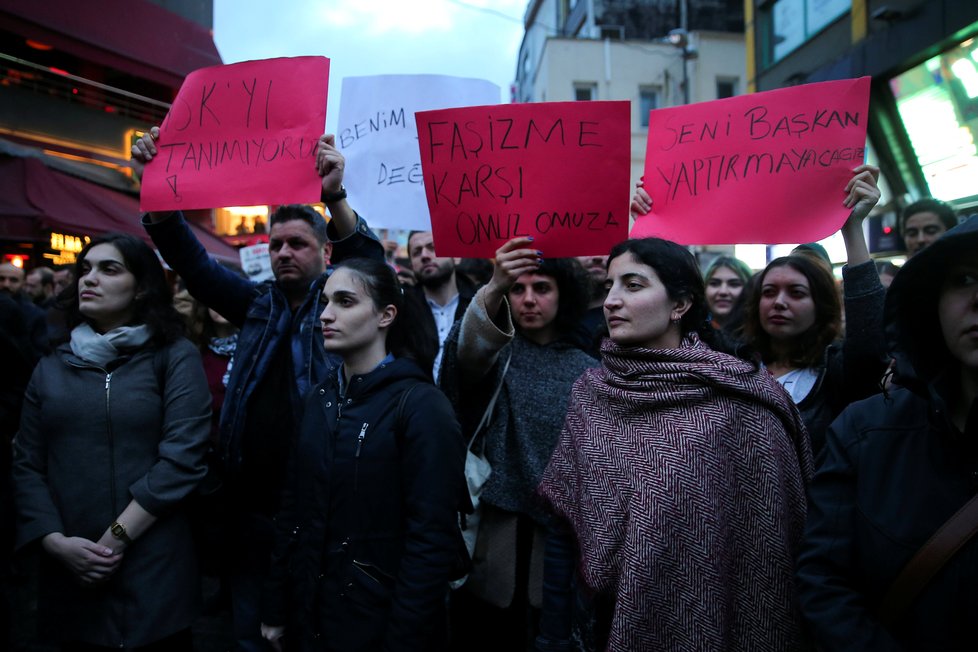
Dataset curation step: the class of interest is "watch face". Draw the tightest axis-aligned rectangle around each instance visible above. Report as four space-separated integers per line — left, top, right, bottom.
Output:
111 523 125 537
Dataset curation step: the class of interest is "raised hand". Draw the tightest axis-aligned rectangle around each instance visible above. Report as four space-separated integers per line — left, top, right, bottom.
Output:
129 126 161 182
630 180 653 218
315 134 345 198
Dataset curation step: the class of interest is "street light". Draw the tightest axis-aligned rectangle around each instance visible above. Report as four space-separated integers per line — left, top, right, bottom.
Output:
666 28 697 105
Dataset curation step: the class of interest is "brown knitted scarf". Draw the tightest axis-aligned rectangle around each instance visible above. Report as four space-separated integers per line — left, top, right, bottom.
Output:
539 334 814 651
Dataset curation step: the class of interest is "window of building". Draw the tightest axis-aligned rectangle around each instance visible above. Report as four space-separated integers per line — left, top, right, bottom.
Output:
639 86 660 126
890 37 978 202
574 83 597 101
766 0 850 65
716 77 738 99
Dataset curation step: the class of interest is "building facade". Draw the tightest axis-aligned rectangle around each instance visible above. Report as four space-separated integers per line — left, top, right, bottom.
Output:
748 0 978 253
517 0 747 185
0 0 238 268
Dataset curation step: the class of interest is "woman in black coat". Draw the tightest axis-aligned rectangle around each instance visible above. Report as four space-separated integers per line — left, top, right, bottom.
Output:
12 233 212 651
796 215 978 650
260 257 466 652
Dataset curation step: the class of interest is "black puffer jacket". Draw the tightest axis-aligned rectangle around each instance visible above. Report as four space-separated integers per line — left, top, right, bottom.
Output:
796 260 888 456
262 357 466 652
797 216 978 651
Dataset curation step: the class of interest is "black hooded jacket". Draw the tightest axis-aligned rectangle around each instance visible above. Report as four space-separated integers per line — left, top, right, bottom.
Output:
796 215 978 651
261 357 466 652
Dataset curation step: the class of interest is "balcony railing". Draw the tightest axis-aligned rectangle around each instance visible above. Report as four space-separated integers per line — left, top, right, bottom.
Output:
0 52 171 124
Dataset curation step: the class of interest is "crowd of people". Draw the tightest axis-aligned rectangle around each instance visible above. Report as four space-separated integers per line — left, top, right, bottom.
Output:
0 125 974 652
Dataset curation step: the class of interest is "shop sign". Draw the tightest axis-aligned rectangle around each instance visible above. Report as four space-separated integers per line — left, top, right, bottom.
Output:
45 231 90 265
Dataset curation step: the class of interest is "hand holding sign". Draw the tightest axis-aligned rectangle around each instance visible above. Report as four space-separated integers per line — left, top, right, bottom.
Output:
481 236 543 322
843 164 881 223
315 134 345 198
139 56 330 211
631 77 872 244
130 126 161 181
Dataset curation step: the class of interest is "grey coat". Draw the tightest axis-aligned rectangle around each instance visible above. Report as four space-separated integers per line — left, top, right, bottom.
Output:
12 337 212 648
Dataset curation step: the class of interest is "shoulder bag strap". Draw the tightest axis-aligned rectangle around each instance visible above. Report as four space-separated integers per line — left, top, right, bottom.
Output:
467 350 512 452
877 491 978 627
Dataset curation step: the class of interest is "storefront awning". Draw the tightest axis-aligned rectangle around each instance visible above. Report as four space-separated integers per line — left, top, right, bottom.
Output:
0 0 222 89
0 154 240 266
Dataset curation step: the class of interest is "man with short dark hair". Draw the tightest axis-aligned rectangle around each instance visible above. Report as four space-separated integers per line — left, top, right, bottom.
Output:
407 230 476 379
24 267 55 307
901 198 958 257
132 129 384 652
51 267 73 296
572 255 609 356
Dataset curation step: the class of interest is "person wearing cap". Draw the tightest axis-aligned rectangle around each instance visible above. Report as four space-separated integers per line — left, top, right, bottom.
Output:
797 215 978 650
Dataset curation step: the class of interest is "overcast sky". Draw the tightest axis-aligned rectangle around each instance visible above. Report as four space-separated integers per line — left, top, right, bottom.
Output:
213 0 526 132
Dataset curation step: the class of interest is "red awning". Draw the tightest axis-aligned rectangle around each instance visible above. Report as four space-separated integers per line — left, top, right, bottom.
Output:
0 0 222 89
0 155 239 265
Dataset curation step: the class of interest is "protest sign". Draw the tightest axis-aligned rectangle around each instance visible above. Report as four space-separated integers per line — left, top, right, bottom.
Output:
239 242 273 282
336 75 500 231
631 77 871 244
416 101 631 258
141 56 330 211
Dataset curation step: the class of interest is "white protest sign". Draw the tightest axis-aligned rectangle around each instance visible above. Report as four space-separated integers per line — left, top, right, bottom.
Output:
239 242 273 282
337 74 500 230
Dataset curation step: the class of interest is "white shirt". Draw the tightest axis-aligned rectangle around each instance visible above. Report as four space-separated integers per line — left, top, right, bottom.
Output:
774 367 819 404
428 293 460 381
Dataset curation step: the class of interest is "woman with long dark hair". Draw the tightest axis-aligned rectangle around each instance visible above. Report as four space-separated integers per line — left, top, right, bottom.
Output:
703 255 753 331
738 165 887 454
12 233 212 651
537 237 813 651
260 257 465 651
439 238 596 651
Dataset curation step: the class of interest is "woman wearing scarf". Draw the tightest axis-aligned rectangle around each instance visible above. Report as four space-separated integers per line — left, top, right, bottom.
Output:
12 233 211 651
537 238 814 651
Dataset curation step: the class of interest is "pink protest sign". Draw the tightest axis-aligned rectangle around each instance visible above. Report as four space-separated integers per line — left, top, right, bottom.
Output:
141 56 329 211
632 77 871 244
416 101 630 258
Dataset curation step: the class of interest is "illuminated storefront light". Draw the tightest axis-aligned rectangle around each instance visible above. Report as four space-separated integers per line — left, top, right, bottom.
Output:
891 37 978 202
45 231 90 264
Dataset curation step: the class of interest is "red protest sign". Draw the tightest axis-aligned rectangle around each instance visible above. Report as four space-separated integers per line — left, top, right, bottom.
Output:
632 77 871 244
140 56 329 211
416 101 630 258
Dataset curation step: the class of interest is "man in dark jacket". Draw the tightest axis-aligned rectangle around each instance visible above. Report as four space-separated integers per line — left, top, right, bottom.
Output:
406 230 476 379
132 130 385 652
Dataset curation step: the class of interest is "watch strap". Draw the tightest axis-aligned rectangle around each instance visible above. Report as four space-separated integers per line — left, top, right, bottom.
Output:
110 521 132 545
322 185 347 203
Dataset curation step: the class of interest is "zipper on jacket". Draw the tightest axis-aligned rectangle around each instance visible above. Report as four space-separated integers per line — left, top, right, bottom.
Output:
105 372 118 516
354 422 368 493
354 423 369 459
105 370 127 647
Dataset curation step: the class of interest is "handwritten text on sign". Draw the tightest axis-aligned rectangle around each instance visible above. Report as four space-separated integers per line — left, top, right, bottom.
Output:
141 56 330 211
631 76 871 244
336 75 500 231
416 101 630 258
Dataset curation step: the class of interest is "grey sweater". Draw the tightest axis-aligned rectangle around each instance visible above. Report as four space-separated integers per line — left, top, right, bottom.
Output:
441 286 596 523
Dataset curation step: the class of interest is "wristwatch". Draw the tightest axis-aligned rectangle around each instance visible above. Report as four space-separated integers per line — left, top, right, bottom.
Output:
110 521 132 545
322 184 347 203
